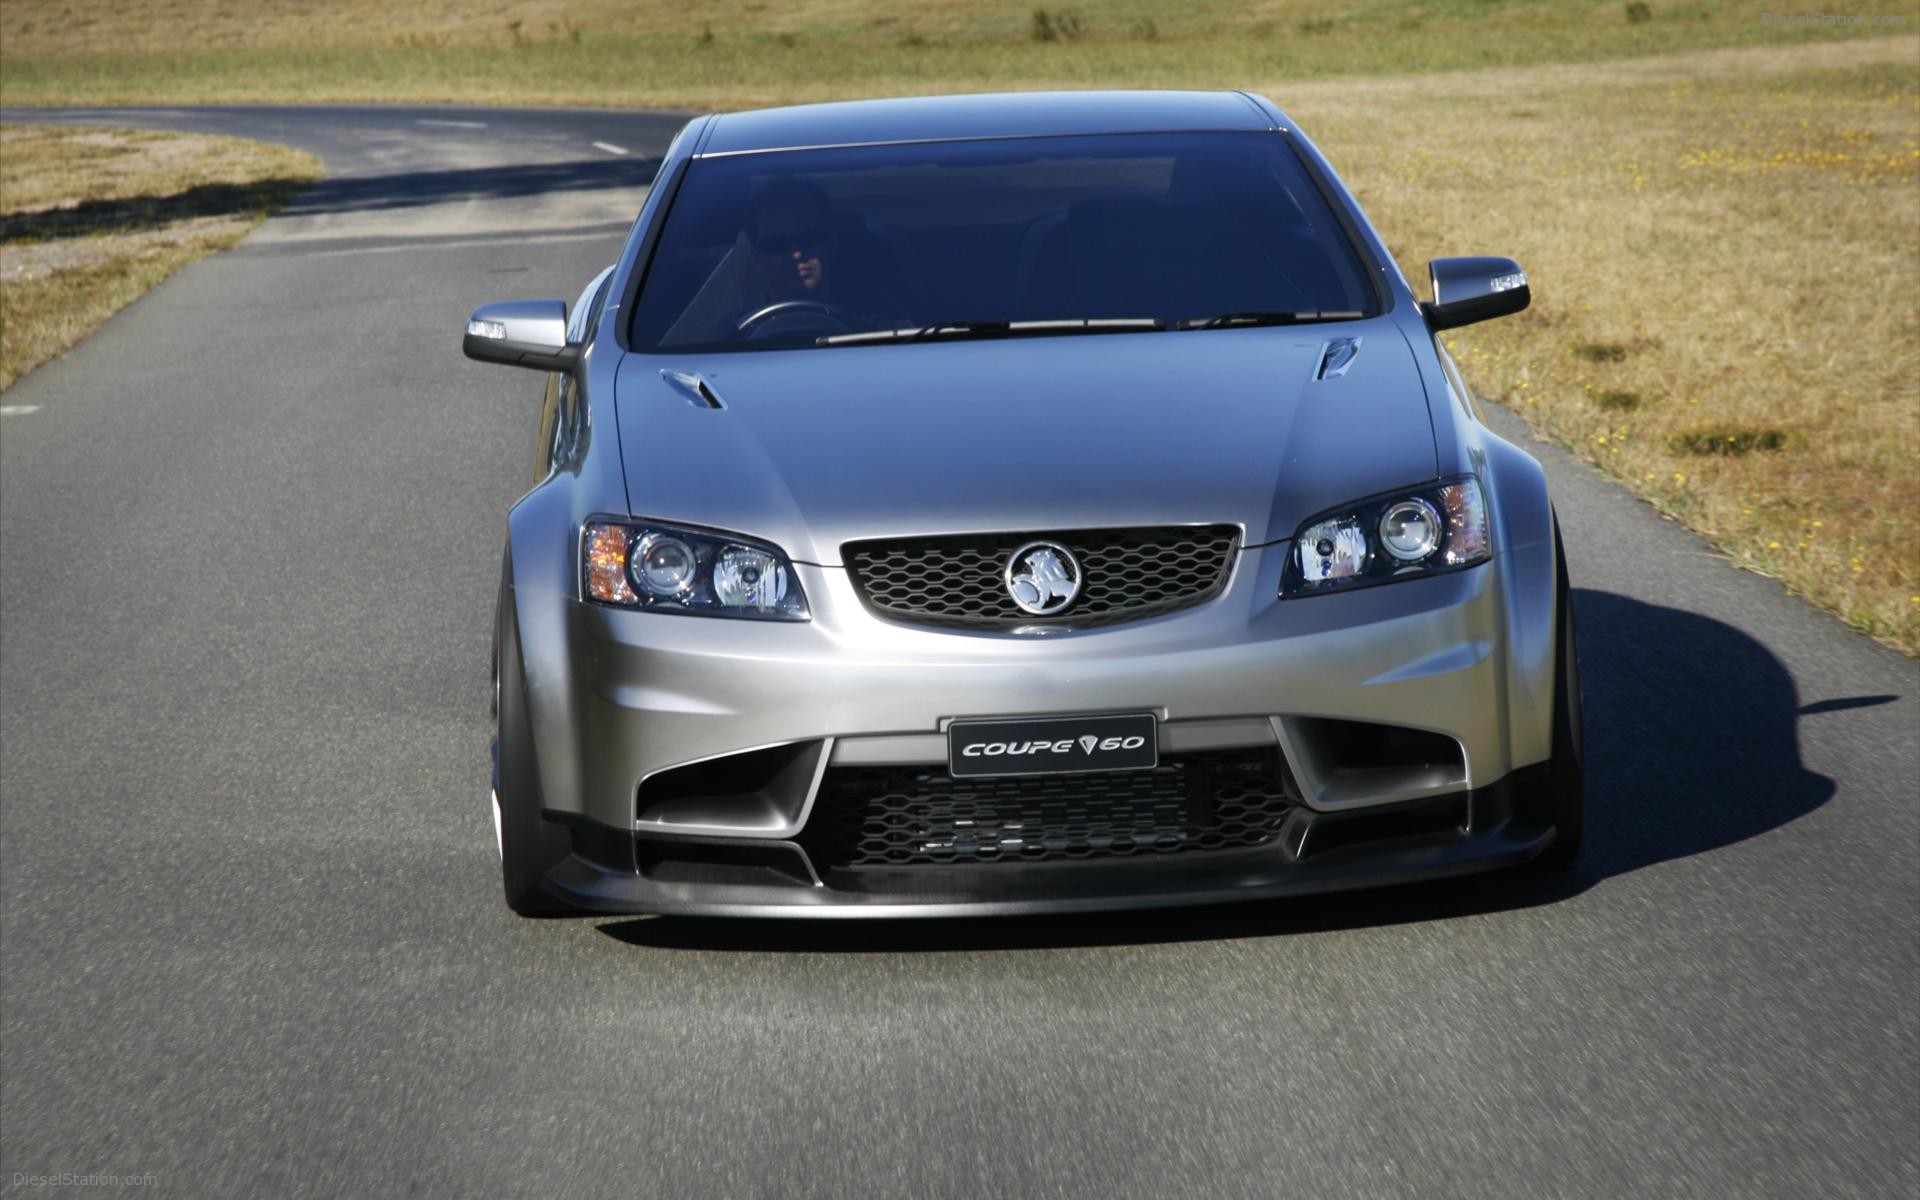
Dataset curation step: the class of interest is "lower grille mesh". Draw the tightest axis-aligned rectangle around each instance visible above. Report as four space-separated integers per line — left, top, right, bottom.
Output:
804 748 1299 868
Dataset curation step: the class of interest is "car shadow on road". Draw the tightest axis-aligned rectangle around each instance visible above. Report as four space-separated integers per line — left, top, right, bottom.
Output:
600 588 1871 954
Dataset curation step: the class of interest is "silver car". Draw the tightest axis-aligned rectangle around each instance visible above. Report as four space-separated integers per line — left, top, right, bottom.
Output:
465 91 1582 918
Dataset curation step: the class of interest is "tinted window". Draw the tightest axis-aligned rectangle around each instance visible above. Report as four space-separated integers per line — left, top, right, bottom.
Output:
630 132 1377 353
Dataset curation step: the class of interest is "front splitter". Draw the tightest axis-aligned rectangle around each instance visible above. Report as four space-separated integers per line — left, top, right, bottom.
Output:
542 812 1557 919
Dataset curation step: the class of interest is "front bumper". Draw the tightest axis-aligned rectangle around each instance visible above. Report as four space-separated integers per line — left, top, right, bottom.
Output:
512 542 1556 915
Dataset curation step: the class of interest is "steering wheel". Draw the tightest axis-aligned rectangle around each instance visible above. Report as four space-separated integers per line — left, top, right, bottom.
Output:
735 299 857 339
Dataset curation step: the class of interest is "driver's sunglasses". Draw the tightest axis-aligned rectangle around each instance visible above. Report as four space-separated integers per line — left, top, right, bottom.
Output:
753 227 832 256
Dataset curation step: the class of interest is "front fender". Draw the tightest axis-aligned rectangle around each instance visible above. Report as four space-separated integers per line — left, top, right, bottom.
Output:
507 476 595 820
1405 322 1561 778
504 326 630 821
1480 430 1560 773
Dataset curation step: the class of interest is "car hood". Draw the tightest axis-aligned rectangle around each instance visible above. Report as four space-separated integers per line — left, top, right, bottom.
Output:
614 321 1437 566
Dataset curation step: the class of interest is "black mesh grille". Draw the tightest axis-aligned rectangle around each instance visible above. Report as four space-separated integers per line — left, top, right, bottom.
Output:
803 748 1299 868
843 526 1239 629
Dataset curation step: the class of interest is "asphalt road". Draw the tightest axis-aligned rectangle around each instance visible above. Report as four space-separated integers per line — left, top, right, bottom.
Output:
1 106 1915 1199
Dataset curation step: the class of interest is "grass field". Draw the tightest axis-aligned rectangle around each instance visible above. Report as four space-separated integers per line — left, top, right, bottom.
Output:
0 0 1909 110
1 2 1915 650
0 126 321 390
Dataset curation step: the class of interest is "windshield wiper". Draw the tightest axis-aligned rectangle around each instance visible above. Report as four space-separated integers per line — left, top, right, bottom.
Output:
818 318 1164 346
1177 310 1365 331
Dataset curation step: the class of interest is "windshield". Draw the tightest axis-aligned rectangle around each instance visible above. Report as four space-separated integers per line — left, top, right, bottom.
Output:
629 132 1379 354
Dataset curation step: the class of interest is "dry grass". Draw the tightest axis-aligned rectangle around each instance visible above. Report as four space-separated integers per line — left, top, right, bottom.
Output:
1284 38 1920 650
0 0 1906 110
0 125 321 389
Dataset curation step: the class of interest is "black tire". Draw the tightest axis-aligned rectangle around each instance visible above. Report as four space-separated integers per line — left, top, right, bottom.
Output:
493 555 576 917
1526 522 1585 871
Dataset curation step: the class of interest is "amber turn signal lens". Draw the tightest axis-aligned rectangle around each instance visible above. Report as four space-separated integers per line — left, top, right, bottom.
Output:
584 523 637 604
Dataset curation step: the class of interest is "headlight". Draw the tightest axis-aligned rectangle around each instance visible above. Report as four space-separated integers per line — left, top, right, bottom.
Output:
582 519 809 620
634 532 698 596
1280 477 1490 598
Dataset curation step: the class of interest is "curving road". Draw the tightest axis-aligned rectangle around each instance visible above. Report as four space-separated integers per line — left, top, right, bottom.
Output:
1 106 1914 1199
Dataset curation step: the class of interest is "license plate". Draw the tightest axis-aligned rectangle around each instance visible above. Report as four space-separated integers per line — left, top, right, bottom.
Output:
947 712 1159 778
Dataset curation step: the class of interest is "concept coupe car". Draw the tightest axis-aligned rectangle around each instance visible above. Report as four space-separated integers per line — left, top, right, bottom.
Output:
465 91 1583 918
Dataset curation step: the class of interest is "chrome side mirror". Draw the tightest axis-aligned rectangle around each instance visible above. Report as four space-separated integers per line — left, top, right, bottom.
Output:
462 299 579 372
1422 257 1530 331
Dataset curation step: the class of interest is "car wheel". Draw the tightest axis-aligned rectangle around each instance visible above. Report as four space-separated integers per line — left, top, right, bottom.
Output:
1524 520 1585 871
492 553 576 917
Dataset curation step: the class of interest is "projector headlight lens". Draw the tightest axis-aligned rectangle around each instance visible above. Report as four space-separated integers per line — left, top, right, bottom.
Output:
1281 477 1491 598
1379 498 1442 562
633 533 698 596
583 520 809 620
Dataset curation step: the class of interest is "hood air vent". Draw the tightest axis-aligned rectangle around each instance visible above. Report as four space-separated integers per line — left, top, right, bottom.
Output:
661 370 724 409
1315 337 1362 381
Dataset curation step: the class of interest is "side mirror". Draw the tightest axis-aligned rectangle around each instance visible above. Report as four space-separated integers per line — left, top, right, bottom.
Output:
462 299 579 372
1421 256 1529 331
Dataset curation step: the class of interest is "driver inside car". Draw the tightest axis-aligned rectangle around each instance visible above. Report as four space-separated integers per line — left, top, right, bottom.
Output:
662 177 907 346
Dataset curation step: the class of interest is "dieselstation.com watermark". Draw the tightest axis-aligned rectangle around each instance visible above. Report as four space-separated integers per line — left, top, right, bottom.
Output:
10 1172 158 1190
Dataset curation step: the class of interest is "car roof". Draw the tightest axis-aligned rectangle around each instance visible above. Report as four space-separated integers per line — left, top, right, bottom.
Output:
698 90 1278 156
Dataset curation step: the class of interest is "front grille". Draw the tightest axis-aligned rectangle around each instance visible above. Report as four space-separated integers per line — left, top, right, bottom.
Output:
803 748 1299 868
843 525 1239 629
